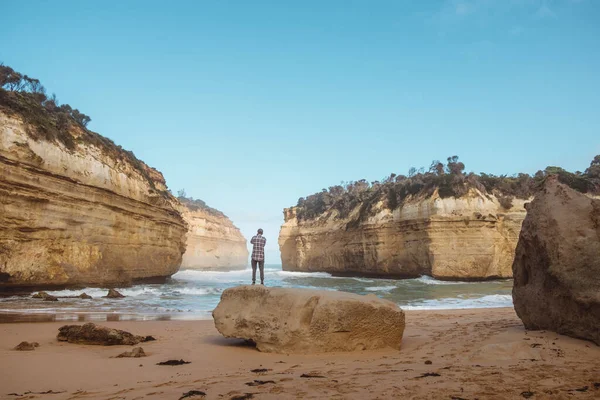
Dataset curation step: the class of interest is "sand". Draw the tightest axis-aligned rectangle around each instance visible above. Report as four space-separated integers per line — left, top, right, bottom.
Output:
0 308 598 400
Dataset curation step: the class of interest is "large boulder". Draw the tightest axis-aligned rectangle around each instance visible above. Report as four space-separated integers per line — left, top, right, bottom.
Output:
57 323 155 345
512 177 600 345
212 285 405 353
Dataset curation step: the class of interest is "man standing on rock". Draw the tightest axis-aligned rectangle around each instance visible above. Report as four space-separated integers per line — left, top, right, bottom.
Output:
250 228 267 285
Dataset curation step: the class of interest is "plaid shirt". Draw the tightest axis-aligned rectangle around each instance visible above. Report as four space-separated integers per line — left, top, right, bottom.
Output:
250 234 266 261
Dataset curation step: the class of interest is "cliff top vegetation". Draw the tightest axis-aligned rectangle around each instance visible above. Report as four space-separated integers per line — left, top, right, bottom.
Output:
0 63 170 197
177 189 228 219
294 155 600 222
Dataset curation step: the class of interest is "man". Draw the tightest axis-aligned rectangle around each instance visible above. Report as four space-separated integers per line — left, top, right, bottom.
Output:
250 228 267 285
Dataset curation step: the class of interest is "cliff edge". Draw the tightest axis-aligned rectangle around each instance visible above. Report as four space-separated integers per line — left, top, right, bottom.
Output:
0 75 187 288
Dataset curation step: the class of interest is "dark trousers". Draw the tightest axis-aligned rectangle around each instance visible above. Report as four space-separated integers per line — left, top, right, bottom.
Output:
251 259 265 283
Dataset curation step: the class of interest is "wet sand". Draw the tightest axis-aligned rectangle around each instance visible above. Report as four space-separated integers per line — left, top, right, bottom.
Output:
1 308 599 399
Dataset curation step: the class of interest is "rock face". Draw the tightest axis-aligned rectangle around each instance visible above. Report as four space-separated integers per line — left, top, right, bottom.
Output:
512 177 600 345
212 285 405 353
0 111 187 288
178 202 248 270
57 323 154 345
279 189 527 280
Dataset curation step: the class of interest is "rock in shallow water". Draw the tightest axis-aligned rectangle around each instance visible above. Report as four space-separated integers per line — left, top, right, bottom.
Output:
104 289 125 298
512 176 600 345
57 323 153 345
212 285 405 353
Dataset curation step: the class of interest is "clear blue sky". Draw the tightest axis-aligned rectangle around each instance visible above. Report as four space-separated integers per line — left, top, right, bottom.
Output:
2 0 599 261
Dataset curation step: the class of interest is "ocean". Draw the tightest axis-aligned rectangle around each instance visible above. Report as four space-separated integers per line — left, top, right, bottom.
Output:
0 265 513 322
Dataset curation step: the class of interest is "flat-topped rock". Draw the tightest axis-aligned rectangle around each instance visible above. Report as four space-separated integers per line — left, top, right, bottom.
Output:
512 177 600 345
212 285 405 353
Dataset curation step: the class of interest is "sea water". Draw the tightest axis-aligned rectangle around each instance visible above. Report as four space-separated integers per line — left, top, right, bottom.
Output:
0 265 513 321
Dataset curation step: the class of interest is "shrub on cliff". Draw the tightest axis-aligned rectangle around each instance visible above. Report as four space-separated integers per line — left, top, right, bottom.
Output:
177 191 227 219
294 155 600 222
0 63 170 199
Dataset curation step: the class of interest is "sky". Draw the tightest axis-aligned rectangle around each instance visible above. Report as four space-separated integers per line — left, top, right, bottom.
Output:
2 0 599 261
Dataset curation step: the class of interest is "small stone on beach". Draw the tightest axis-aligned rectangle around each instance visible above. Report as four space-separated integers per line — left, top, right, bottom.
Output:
116 347 146 358
13 341 39 351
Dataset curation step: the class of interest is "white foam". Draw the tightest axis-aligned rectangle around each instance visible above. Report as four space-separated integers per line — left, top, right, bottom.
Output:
174 287 221 296
365 286 397 292
402 294 513 310
414 276 472 285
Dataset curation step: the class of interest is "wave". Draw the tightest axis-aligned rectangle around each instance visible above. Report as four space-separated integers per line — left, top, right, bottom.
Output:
365 286 397 292
402 294 513 310
414 276 474 285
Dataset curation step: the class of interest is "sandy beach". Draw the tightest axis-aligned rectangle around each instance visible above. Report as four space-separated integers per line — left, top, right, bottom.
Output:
1 308 598 400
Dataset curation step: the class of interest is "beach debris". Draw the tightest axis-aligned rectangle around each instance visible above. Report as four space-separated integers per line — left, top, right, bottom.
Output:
594 382 600 389
521 391 535 398
230 394 254 400
415 372 441 379
424 360 432 365
116 347 146 358
569 386 588 392
57 323 153 345
156 359 191 366
13 341 39 351
104 289 125 298
179 390 206 399
300 373 326 378
245 380 275 386
530 343 542 348
7 390 65 396
450 397 468 400
32 291 58 301
250 368 271 374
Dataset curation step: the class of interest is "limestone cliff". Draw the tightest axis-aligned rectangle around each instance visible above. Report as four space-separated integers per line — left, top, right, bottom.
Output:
177 199 248 270
0 106 187 288
279 189 527 280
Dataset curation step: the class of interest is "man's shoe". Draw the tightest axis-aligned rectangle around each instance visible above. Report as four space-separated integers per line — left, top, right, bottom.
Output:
261 281 264 286
252 281 255 285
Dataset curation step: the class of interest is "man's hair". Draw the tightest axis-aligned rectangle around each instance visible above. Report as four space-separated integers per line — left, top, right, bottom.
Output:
258 228 263 234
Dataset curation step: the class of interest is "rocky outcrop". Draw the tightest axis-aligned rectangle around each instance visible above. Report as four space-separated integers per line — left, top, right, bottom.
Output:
57 323 155 345
212 285 405 353
0 110 187 288
512 177 600 345
279 189 527 280
177 201 248 270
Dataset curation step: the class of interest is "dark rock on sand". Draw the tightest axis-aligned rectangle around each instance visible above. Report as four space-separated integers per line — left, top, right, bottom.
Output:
104 289 125 298
14 341 39 351
57 323 152 345
156 359 191 366
512 177 600 345
179 390 206 399
116 347 146 358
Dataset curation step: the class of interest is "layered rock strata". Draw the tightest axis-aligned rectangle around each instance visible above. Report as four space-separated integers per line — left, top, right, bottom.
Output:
0 111 187 288
178 204 248 270
279 189 527 280
512 177 600 345
212 285 405 353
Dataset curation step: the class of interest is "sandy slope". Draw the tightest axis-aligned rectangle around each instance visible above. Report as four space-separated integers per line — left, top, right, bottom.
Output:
0 308 598 400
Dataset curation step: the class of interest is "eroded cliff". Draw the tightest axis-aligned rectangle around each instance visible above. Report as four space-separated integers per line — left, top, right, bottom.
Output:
0 102 187 288
177 199 248 270
279 189 527 280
